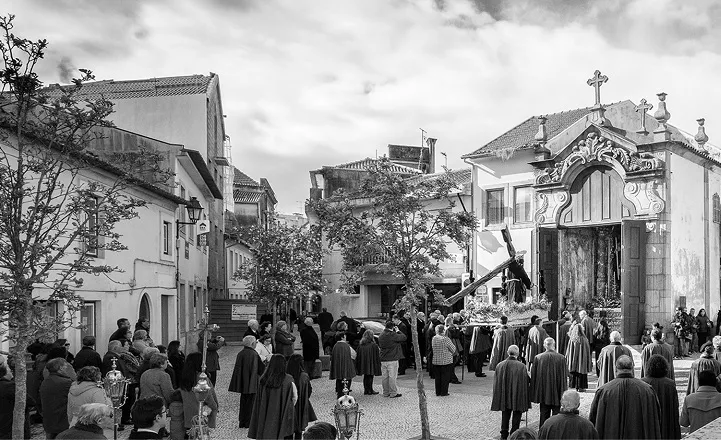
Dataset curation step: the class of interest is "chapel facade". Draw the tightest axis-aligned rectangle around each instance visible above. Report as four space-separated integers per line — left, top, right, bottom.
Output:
463 71 721 343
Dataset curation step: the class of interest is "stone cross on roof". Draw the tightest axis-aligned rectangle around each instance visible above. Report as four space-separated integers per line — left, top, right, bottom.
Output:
587 70 609 107
635 98 653 134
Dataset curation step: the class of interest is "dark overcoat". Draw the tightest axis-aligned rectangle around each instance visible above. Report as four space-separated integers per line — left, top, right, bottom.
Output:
355 341 382 376
491 357 530 412
248 374 295 439
469 326 492 355
530 350 568 406
640 341 675 379
300 326 320 362
589 373 662 439
597 342 632 387
524 325 548 366
642 376 681 440
557 320 572 355
489 326 516 371
228 347 263 394
330 340 356 379
538 411 599 440
39 371 73 434
293 371 317 434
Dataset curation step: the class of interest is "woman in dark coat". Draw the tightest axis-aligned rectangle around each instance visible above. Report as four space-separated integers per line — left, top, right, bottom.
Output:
592 320 610 376
641 355 681 439
167 340 185 385
286 354 317 439
696 309 713 347
355 330 381 394
229 336 265 428
248 354 296 440
197 334 225 386
566 320 592 392
275 321 296 358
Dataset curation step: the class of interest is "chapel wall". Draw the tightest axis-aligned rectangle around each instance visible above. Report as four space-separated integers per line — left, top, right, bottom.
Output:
706 169 721 322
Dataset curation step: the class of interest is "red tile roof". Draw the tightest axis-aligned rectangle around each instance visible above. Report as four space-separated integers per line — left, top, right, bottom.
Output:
44 74 215 100
233 167 260 187
326 157 423 174
233 189 263 204
405 168 472 187
462 105 598 158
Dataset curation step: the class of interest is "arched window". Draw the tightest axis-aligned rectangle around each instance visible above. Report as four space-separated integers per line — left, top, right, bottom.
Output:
139 294 151 323
714 194 721 224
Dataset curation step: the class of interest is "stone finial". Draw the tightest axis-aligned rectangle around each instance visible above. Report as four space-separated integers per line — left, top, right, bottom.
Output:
695 118 709 149
534 116 547 142
653 92 671 139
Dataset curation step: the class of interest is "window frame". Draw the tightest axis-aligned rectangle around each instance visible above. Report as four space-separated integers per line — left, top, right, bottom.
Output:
713 193 720 224
163 221 172 256
513 185 533 224
84 196 100 257
485 188 505 226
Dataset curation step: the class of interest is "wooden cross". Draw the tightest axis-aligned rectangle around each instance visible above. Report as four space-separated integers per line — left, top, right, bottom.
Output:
634 98 653 133
587 70 608 106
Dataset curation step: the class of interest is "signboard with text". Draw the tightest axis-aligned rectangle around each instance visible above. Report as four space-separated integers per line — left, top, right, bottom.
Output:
231 304 257 321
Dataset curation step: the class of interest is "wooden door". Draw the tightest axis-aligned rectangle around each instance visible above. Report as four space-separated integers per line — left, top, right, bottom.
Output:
621 221 646 344
538 228 559 319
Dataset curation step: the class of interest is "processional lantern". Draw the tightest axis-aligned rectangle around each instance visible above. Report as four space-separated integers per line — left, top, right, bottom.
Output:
332 379 363 440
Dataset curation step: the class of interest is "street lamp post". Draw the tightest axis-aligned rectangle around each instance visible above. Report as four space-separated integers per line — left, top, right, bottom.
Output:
103 358 130 440
332 379 363 440
175 196 204 351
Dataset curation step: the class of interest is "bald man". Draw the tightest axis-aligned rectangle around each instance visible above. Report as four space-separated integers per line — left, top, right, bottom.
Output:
539 390 599 439
596 331 633 387
531 338 568 428
491 345 530 440
589 355 661 439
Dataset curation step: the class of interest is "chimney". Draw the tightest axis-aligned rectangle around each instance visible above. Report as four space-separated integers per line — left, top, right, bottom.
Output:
426 137 437 173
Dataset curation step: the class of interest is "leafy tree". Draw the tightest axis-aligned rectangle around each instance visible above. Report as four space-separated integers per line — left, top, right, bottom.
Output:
309 160 477 440
0 15 171 437
231 215 326 318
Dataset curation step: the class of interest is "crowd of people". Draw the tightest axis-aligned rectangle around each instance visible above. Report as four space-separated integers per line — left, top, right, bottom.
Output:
489 308 721 440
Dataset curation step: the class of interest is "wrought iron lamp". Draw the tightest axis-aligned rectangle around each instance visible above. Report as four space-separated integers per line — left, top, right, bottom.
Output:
189 305 220 440
103 358 129 440
332 379 363 440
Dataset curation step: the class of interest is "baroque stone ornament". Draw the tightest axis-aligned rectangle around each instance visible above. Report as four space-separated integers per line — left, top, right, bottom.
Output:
535 130 664 185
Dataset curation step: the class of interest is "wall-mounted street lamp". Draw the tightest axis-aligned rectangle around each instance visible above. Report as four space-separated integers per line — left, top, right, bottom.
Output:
176 196 204 353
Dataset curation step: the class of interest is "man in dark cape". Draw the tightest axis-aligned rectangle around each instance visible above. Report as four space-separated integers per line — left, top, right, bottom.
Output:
539 390 598 440
300 318 320 378
248 360 296 440
557 312 572 355
524 318 548 369
228 336 265 428
589 355 661 439
640 328 675 379
686 344 721 394
596 331 633 387
469 326 492 377
491 345 530 440
579 310 595 346
642 354 681 439
681 369 721 433
489 316 516 371
330 332 356 398
566 321 592 391
531 337 568 428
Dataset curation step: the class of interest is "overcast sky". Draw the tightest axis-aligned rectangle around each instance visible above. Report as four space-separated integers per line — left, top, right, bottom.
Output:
8 0 721 213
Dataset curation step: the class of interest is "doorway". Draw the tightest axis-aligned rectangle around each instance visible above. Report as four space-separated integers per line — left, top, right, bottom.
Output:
139 294 151 324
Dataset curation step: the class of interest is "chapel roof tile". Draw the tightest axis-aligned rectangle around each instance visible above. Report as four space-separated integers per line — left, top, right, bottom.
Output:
325 157 423 174
233 189 263 204
43 74 215 100
233 167 261 187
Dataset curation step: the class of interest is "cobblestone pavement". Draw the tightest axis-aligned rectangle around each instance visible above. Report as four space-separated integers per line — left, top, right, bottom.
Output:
29 342 704 439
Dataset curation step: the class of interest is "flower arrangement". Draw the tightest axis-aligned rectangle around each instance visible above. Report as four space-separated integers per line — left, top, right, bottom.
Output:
467 295 552 324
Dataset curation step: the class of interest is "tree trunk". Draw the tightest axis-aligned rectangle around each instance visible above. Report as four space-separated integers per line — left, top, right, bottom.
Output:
409 305 431 439
12 337 29 440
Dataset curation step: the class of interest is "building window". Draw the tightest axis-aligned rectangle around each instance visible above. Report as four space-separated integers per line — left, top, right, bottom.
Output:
179 186 186 237
486 189 505 225
514 186 533 223
85 197 99 257
714 194 721 224
163 221 172 255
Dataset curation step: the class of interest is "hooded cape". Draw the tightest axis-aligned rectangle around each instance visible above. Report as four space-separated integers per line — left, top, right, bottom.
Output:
330 340 356 379
640 341 675 380
589 373 662 440
530 351 568 406
229 347 264 394
300 326 320 362
686 355 721 395
489 326 516 371
642 376 681 439
524 325 548 366
565 323 592 375
294 371 317 434
469 327 492 355
491 357 530 412
597 342 633 387
557 320 572 356
248 374 296 439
